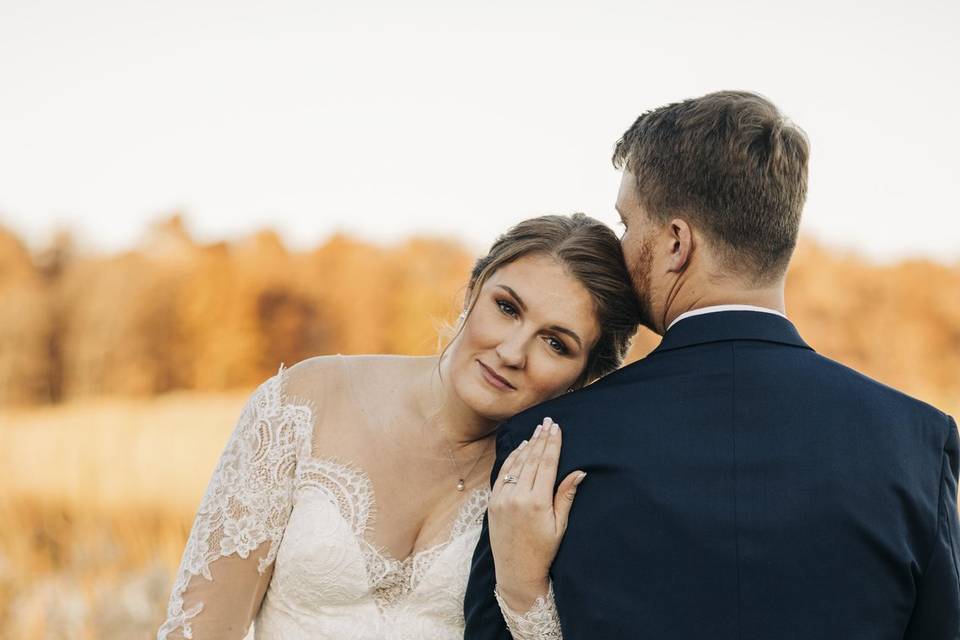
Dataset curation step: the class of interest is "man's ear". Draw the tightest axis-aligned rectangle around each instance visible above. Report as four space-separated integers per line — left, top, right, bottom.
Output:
666 218 693 273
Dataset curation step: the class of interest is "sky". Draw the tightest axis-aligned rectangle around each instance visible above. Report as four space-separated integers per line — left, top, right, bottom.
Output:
1 0 958 262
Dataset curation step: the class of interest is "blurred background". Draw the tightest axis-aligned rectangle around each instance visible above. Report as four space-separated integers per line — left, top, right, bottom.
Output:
1 0 958 637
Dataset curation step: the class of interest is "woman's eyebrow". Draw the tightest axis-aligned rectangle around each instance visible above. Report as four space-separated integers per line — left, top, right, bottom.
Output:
496 284 583 349
551 325 583 349
496 285 527 311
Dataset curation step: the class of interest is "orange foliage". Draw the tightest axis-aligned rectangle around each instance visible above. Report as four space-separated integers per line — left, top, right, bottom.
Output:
0 228 54 405
0 217 957 415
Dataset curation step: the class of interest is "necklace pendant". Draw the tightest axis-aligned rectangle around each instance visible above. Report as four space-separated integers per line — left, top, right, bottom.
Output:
457 479 465 492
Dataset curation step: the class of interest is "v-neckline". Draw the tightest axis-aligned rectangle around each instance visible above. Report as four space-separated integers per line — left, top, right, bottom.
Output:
296 454 489 567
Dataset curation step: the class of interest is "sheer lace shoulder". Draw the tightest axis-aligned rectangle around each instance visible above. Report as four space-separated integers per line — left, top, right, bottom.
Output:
494 580 563 640
280 354 344 420
157 362 316 639
159 355 496 639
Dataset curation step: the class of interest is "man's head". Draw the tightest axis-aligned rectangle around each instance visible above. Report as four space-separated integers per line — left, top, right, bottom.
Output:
613 90 809 333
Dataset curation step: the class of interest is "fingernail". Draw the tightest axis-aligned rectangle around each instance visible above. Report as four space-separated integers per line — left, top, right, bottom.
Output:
543 417 553 426
519 439 528 449
573 471 587 486
550 423 559 435
533 424 543 437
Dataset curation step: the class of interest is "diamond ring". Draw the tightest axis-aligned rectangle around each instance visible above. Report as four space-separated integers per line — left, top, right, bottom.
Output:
503 474 519 484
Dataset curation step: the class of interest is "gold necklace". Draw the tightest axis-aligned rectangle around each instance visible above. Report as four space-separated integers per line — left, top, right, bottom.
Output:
424 362 493 491
436 420 493 491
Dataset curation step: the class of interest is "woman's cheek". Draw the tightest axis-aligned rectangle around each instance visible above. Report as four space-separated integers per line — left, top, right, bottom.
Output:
526 357 566 402
465 305 501 345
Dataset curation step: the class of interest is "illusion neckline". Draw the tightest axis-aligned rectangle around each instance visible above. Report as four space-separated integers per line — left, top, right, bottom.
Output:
296 453 489 567
273 362 490 569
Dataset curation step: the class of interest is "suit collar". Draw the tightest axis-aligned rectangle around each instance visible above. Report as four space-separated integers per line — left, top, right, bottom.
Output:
649 310 813 355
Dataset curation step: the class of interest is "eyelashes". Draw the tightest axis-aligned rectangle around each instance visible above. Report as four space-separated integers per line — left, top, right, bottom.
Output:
494 298 570 355
545 336 569 355
496 299 519 317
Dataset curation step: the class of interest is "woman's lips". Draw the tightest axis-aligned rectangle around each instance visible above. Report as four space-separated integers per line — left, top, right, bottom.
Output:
477 360 516 391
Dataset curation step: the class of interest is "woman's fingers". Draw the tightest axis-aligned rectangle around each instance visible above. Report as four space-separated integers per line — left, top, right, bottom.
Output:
494 438 529 495
498 438 526 478
518 418 553 490
553 469 587 534
532 420 563 501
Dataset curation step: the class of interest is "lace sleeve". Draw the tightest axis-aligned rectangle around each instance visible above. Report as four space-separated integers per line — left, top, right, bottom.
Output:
494 581 563 640
157 364 312 639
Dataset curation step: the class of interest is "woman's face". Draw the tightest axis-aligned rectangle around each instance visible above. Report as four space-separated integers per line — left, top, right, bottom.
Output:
446 253 601 422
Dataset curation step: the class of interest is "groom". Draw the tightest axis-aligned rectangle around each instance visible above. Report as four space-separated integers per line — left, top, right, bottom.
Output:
464 91 959 638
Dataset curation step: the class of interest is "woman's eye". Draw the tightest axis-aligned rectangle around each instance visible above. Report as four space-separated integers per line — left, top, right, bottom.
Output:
496 299 519 317
545 336 569 355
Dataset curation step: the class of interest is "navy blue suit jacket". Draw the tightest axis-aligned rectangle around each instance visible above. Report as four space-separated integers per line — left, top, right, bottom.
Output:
464 311 959 639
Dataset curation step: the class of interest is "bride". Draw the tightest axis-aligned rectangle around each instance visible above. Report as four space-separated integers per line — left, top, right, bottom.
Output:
157 213 640 639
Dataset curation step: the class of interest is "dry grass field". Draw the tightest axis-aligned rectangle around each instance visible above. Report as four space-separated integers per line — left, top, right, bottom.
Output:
0 391 247 639
1 219 958 638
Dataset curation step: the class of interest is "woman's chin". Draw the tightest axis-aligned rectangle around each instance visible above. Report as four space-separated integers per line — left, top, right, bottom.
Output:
454 372 542 422
460 388 516 422
470 397 512 422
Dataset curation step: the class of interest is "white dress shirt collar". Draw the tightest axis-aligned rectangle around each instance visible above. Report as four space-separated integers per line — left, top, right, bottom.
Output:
666 304 787 332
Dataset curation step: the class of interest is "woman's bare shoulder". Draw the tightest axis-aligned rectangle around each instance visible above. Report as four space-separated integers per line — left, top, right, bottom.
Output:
281 353 434 398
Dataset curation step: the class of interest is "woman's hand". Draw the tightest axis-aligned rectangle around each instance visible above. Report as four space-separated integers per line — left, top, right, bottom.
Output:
488 416 587 614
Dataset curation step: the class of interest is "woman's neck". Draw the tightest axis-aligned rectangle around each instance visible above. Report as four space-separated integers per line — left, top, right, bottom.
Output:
418 354 497 447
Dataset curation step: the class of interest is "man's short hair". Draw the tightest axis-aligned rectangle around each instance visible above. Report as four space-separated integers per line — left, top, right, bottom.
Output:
613 91 809 284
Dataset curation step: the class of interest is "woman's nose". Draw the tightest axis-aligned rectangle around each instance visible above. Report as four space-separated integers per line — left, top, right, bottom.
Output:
495 335 526 368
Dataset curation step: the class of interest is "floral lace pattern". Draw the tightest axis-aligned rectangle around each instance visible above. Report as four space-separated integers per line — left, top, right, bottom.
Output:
495 581 563 640
158 364 312 639
296 455 490 611
157 361 506 639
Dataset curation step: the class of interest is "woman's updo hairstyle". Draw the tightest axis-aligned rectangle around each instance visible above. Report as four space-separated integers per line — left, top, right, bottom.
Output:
460 213 641 389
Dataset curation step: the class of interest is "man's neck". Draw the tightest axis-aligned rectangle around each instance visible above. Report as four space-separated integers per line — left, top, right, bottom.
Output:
661 286 786 334
667 304 787 331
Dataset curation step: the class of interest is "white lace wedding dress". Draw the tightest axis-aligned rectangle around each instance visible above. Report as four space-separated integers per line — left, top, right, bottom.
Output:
157 356 560 640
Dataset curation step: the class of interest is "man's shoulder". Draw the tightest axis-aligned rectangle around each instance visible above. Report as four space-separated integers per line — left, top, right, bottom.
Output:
803 350 950 423
499 357 657 441
756 346 955 452
500 344 954 446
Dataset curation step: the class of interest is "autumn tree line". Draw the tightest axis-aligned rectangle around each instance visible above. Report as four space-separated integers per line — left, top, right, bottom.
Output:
1 215 958 415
